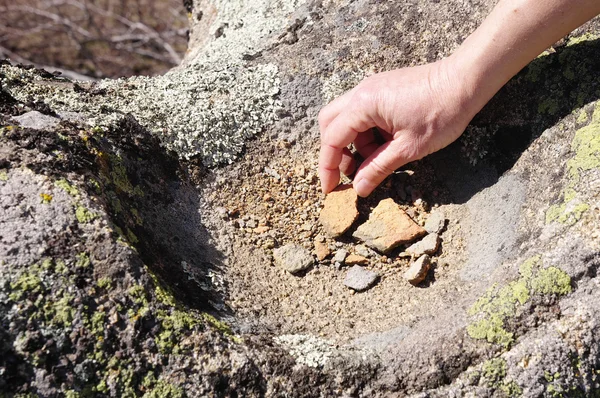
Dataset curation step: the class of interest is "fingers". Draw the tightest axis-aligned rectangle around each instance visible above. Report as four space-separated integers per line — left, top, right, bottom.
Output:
353 136 417 197
318 89 355 134
354 129 379 159
319 107 376 194
339 147 356 176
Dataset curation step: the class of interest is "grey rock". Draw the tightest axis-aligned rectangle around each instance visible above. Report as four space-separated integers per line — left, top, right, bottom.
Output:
344 265 379 291
273 244 313 274
354 244 373 258
403 255 431 285
424 211 447 234
333 249 349 264
12 111 60 130
405 233 440 257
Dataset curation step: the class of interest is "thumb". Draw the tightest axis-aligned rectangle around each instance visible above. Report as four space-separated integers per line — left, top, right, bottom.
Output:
353 137 416 197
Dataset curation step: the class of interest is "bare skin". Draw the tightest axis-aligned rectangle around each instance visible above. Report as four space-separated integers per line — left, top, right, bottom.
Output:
318 0 600 197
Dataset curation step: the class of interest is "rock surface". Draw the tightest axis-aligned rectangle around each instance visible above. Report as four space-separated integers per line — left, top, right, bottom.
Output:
332 249 349 264
12 110 60 130
353 198 427 252
405 233 440 257
273 244 313 274
319 184 359 237
404 255 431 285
344 266 379 291
1 0 600 397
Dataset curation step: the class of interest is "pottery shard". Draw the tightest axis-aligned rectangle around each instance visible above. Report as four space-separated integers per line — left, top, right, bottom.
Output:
353 198 426 253
404 254 431 285
313 241 331 261
345 254 369 266
319 184 359 237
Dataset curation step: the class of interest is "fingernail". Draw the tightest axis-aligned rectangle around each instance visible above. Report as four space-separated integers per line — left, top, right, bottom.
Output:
354 178 374 197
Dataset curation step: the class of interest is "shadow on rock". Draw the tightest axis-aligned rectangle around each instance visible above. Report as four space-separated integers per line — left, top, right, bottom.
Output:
429 38 600 204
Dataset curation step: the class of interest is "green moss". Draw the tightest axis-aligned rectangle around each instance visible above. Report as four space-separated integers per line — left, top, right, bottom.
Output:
142 380 185 398
468 256 571 347
566 33 600 47
97 277 112 289
47 293 75 327
76 206 98 223
126 228 139 244
501 381 523 397
531 267 572 295
76 252 91 268
55 178 79 196
577 109 589 124
546 202 589 225
109 155 134 194
567 118 600 183
538 98 560 116
482 358 507 387
9 272 43 301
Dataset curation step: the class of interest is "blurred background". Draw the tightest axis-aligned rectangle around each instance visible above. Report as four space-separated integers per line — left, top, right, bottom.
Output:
0 0 189 80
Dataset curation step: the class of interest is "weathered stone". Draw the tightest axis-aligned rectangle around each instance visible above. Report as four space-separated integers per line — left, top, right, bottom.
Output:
345 254 369 266
424 211 446 234
273 244 313 274
344 265 379 291
333 249 348 264
319 184 359 237
314 241 331 261
404 255 431 285
12 111 60 130
353 199 426 253
405 233 440 257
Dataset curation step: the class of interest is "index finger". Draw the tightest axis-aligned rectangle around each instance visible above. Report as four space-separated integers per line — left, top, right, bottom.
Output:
318 108 376 193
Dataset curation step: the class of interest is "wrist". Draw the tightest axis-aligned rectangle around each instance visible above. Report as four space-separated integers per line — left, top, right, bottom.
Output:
436 54 493 122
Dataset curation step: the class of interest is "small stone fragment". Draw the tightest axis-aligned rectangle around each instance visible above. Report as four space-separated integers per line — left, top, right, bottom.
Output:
273 244 313 274
319 184 359 237
405 233 440 257
333 249 348 264
344 265 379 291
404 255 431 285
424 211 446 234
353 198 426 253
313 241 331 261
345 254 368 266
354 244 372 258
253 226 270 234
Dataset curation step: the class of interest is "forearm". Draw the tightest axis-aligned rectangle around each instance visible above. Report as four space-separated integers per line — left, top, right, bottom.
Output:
450 0 600 116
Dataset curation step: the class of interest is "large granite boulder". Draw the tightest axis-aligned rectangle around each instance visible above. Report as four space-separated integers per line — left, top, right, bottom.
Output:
1 0 599 396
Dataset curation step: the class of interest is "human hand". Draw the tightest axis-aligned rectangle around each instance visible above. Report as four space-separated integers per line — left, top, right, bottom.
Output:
318 58 480 197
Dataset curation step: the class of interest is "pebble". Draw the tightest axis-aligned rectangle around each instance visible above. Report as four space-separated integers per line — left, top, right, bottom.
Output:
345 254 368 266
353 198 427 253
333 249 348 264
354 244 372 258
253 226 270 234
273 244 314 274
424 211 446 234
344 265 379 291
403 254 431 285
319 184 359 237
405 233 440 257
313 241 331 261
